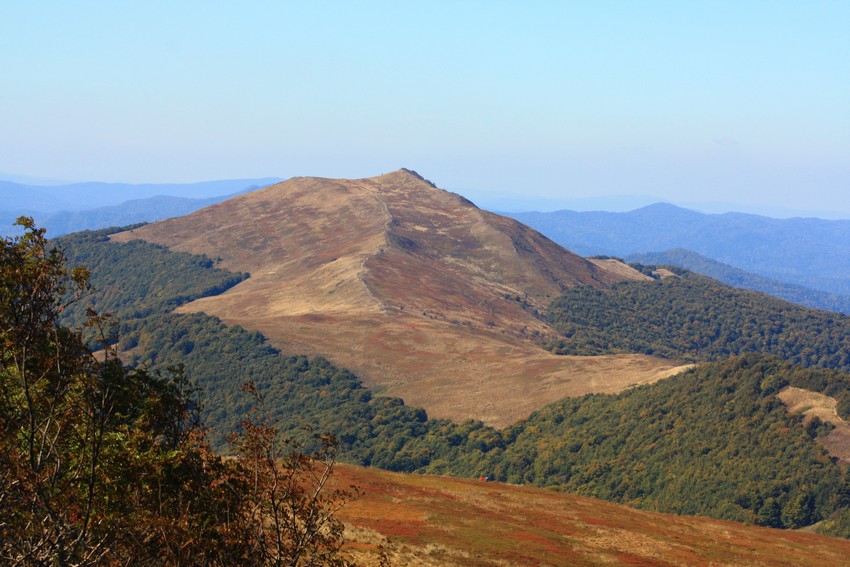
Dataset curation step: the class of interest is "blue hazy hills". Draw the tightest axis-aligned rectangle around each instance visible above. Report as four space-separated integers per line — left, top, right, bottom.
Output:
6 178 850 316
1 178 281 237
507 203 850 311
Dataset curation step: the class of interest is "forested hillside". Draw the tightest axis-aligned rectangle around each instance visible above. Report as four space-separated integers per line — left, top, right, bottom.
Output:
59 227 248 326
476 355 850 533
625 248 850 314
548 271 850 378
53 227 850 538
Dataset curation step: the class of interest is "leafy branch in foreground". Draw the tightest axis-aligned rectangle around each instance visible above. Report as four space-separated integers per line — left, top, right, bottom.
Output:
231 381 359 567
0 218 357 566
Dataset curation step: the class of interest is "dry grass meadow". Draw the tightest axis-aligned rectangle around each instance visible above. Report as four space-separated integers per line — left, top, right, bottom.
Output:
779 386 850 464
331 463 850 566
112 170 688 426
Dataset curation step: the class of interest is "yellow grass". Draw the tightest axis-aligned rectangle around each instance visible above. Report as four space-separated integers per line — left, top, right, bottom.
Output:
112 170 691 427
588 258 652 281
779 386 850 464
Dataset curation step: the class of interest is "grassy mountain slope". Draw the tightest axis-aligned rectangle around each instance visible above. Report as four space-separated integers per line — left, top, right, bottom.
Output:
108 170 685 427
55 225 850 536
507 203 850 296
57 228 488 465
333 463 850 566
626 248 850 314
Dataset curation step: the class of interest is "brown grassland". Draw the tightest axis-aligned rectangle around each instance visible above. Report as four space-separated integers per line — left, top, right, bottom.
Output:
330 464 850 566
111 170 689 426
779 386 850 464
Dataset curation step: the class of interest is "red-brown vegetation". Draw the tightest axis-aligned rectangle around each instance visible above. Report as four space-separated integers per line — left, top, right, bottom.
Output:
331 464 850 566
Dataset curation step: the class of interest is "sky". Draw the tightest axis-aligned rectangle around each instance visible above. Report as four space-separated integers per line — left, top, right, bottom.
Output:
2 1 849 217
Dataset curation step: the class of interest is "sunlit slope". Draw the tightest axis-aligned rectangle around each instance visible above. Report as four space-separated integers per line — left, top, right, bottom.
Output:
333 464 850 567
112 169 685 426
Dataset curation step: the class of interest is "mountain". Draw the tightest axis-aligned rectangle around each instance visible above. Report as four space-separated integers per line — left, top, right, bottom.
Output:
506 203 850 297
0 177 282 212
38 224 850 556
1 177 282 238
55 207 850 536
111 169 686 427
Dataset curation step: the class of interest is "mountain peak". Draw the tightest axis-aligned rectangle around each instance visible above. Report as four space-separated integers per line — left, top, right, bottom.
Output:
397 167 437 187
112 171 677 427
631 202 700 215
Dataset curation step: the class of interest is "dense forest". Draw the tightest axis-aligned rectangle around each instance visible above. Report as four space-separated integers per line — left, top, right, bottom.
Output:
49 226 850 538
476 355 850 532
548 271 850 373
58 227 248 326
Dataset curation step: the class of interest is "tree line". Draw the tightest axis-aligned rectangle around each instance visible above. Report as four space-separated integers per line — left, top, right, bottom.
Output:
547 272 850 418
42 224 850 540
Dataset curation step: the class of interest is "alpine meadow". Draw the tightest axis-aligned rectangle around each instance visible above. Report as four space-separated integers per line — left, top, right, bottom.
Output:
4 2 850 565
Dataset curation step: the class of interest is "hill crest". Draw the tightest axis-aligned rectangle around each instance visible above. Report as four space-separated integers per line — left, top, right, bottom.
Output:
112 170 684 426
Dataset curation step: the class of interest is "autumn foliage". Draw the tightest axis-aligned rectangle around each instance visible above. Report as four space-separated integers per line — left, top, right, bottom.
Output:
0 218 356 566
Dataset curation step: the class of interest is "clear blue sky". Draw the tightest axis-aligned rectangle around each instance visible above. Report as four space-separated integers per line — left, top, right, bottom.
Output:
2 1 849 215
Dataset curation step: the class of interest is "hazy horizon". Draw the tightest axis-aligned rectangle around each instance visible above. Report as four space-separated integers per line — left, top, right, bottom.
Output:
3 171 847 220
2 2 848 217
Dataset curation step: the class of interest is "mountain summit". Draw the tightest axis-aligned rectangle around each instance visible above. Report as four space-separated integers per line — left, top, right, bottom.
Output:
113 170 685 425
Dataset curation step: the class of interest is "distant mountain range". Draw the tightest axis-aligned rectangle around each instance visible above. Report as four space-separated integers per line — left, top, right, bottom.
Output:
507 203 850 298
0 177 281 237
626 248 850 314
8 175 850 316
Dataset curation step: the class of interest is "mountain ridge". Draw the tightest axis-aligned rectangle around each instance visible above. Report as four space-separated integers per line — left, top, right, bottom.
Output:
111 169 685 427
